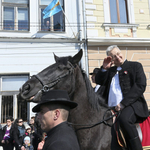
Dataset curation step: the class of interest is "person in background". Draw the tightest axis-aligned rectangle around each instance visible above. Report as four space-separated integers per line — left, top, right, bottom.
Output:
24 125 38 150
32 89 80 150
29 117 36 133
1 116 14 150
37 132 46 150
95 45 149 150
89 68 106 97
13 118 26 150
0 123 3 147
90 68 100 92
21 136 33 150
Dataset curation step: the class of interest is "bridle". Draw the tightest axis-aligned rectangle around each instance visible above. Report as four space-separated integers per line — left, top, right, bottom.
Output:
33 61 75 96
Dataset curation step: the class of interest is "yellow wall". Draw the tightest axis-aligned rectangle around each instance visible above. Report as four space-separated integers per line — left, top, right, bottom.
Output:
86 0 105 37
134 0 150 38
86 0 150 38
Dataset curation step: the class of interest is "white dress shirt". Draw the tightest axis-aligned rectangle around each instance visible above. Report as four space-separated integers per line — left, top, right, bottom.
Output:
102 67 123 107
108 67 123 107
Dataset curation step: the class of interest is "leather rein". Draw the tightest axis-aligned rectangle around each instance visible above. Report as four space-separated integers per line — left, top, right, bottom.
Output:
69 108 119 132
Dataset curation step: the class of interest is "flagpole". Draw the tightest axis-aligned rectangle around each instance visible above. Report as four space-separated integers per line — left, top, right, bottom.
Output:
61 9 76 38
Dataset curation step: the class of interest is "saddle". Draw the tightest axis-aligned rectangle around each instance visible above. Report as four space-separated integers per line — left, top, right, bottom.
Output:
116 116 150 150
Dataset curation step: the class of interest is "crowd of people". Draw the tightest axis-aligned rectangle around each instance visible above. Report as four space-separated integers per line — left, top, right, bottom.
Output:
0 116 46 150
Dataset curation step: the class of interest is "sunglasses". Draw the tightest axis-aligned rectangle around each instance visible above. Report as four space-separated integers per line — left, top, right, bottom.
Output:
18 121 23 123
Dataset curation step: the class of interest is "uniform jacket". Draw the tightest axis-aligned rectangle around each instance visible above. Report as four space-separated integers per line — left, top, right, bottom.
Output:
43 122 80 150
95 60 149 118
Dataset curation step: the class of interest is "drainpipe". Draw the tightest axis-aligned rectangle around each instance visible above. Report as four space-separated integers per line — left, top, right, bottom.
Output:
77 0 89 75
77 0 83 68
82 0 89 75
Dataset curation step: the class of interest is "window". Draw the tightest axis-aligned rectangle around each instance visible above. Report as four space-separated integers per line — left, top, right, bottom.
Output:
103 0 137 37
0 75 29 123
2 0 29 31
1 96 13 123
109 0 128 23
39 0 65 32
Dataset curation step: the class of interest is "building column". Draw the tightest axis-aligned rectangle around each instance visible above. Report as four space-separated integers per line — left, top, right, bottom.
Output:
149 0 150 15
0 95 2 123
13 94 17 120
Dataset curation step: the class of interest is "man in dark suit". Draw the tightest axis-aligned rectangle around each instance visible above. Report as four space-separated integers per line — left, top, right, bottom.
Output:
95 45 149 150
32 89 80 150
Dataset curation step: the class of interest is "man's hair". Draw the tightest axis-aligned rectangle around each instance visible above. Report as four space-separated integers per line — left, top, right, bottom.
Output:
46 103 70 121
106 45 120 56
6 116 14 121
59 109 69 121
31 116 35 120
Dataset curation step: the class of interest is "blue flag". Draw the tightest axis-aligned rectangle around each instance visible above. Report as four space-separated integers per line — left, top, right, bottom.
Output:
43 0 62 19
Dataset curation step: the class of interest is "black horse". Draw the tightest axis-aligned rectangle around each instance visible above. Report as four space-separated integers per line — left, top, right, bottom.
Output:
19 50 113 150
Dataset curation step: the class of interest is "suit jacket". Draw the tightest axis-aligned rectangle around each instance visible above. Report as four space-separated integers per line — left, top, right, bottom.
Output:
13 125 25 148
43 122 80 150
95 60 149 118
2 125 14 143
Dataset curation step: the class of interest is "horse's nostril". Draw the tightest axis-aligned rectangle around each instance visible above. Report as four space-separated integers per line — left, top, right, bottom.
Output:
22 84 30 95
24 84 30 90
23 90 29 95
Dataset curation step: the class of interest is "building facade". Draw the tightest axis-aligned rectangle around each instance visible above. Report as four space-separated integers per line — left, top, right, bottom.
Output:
0 0 87 123
0 0 150 124
85 0 150 108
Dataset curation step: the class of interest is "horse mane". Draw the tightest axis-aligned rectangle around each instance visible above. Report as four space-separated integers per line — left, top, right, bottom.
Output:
80 67 108 111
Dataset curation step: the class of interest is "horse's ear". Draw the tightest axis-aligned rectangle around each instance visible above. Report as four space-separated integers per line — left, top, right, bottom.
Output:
72 49 83 64
53 53 59 62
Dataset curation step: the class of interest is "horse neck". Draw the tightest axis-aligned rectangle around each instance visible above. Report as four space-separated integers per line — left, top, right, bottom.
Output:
69 66 95 124
72 66 88 105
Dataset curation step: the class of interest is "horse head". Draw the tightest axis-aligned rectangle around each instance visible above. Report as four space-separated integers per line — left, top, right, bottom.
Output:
18 50 83 102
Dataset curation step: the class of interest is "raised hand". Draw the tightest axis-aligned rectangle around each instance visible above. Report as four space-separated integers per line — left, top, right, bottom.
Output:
102 56 113 70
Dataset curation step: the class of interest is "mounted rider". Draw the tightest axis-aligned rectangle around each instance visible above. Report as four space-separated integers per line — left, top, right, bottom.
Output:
95 45 149 150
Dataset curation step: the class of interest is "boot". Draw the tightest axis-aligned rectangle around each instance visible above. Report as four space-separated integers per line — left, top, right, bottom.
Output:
128 136 142 150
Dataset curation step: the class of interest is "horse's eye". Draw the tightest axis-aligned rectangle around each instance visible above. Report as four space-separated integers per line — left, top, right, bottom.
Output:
58 64 65 70
58 66 61 69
